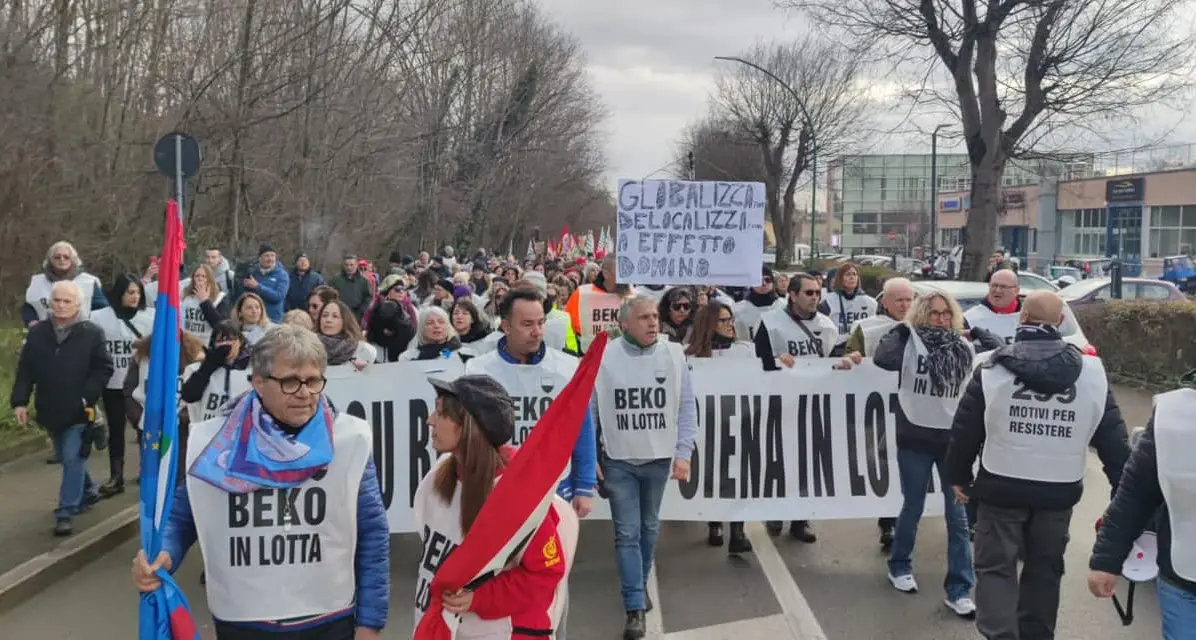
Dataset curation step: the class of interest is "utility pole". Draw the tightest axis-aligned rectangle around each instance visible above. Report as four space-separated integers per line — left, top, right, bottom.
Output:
929 123 952 258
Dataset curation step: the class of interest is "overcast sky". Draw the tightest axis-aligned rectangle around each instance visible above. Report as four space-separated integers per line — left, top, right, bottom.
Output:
538 0 1196 193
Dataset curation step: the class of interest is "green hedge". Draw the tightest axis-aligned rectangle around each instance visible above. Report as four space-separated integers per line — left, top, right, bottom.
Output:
0 327 40 447
1076 301 1196 387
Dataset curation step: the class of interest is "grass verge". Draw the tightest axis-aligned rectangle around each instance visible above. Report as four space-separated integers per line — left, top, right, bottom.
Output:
0 327 43 453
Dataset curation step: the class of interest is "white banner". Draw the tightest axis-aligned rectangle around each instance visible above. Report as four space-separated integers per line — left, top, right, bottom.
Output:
615 179 766 287
325 356 947 533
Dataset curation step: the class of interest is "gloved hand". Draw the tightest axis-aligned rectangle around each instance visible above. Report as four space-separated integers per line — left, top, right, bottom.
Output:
203 344 232 369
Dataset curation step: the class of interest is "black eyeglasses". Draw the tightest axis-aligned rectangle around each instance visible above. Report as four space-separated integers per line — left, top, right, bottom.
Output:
671 303 691 311
717 316 734 325
800 289 821 297
267 375 327 395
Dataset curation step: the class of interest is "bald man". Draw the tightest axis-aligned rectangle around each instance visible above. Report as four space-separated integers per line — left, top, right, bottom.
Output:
944 290 1130 639
964 269 1021 345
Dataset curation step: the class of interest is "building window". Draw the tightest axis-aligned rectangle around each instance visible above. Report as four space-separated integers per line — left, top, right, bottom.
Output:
1149 205 1196 257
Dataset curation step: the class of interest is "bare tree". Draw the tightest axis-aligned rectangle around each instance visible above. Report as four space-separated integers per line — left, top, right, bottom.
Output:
675 116 766 182
783 0 1196 279
712 36 871 268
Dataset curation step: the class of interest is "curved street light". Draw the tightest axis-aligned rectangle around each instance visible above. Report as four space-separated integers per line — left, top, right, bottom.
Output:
714 56 820 262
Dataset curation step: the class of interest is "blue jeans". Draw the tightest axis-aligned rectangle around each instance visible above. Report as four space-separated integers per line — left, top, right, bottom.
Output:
887 446 975 600
1159 578 1196 639
603 458 671 611
51 424 98 518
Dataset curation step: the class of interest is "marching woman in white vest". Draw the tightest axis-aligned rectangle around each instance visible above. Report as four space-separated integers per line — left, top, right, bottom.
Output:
315 300 376 371
864 289 1000 618
234 292 273 347
944 291 1130 639
963 269 1021 345
21 240 108 327
181 322 253 427
89 274 155 497
180 264 230 347
753 273 836 544
732 265 785 343
837 277 916 550
399 306 463 361
686 300 757 553
818 262 878 357
594 295 697 640
414 375 572 639
133 324 390 639
1089 377 1196 639
464 285 597 513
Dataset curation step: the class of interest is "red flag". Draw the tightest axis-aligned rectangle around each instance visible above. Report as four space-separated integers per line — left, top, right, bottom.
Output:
413 333 610 640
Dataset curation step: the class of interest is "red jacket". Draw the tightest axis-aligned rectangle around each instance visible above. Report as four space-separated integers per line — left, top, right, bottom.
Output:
469 505 565 637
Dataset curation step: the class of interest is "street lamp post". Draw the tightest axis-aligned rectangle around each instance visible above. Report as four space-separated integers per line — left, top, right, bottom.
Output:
929 123 953 258
714 55 818 263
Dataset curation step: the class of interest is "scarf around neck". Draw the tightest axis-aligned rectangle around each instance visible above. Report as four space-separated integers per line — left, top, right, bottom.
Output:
189 392 335 493
320 333 358 365
912 325 973 395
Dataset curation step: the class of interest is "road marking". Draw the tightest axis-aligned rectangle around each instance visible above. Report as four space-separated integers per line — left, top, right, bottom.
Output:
662 613 791 639
646 562 664 637
746 523 829 640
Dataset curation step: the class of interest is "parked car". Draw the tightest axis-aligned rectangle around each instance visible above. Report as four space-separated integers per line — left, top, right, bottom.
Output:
1064 258 1113 279
1059 277 1187 308
910 280 1093 352
1017 272 1059 292
1045 265 1084 283
1160 255 1196 293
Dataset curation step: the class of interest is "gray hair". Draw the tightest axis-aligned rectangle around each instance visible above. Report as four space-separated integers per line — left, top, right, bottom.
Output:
44 241 82 271
882 277 914 296
618 294 656 322
250 323 327 377
50 280 82 306
416 305 458 346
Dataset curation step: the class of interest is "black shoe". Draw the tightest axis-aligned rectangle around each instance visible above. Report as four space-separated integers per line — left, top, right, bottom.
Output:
623 611 646 640
98 478 125 498
728 522 752 554
645 586 653 612
969 524 976 541
880 526 894 550
54 518 73 536
707 523 724 547
46 456 60 465
789 521 817 543
766 520 783 535
81 493 100 510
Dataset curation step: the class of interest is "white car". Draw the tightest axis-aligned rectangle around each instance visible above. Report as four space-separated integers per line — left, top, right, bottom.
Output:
910 281 1093 352
1016 271 1060 292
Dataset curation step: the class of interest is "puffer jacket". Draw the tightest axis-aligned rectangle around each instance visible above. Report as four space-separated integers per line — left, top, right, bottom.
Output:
871 323 1004 455
943 326 1130 510
1089 418 1196 596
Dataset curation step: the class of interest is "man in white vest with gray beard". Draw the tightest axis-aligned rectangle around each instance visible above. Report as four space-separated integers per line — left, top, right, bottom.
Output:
594 294 696 640
132 324 391 639
944 291 1129 640
841 276 915 550
964 269 1021 344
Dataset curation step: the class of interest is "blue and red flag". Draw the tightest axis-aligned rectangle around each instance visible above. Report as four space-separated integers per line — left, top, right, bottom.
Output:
139 199 200 640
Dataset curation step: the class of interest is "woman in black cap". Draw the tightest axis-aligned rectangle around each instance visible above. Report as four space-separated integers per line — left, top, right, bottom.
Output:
413 375 568 639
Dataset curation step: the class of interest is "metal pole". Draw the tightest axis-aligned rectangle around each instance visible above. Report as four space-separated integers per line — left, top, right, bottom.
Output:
929 130 938 257
809 138 817 262
173 134 185 219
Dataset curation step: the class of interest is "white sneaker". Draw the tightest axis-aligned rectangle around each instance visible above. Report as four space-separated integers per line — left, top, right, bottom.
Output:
945 596 977 618
888 573 918 593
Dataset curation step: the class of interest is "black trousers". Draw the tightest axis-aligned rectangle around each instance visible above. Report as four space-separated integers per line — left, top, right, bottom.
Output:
101 388 129 472
214 616 355 640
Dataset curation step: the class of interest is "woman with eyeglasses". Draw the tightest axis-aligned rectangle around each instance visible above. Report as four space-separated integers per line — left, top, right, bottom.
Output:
364 275 418 362
686 301 758 552
22 240 108 327
658 287 695 344
818 262 878 357
861 290 1001 618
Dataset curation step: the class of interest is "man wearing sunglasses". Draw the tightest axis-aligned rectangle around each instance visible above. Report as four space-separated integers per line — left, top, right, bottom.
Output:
133 324 391 639
753 272 839 543
732 266 787 343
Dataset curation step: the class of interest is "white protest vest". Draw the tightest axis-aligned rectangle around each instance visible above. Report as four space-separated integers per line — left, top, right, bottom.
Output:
981 355 1107 482
824 292 878 346
412 456 578 639
965 304 1020 344
576 284 625 352
89 307 154 389
180 293 225 346
24 272 100 321
759 307 838 360
183 362 253 424
186 412 372 623
732 298 784 343
544 310 572 353
897 331 974 430
132 357 184 424
853 315 897 356
1151 388 1196 581
465 349 576 447
596 339 684 460
701 342 757 360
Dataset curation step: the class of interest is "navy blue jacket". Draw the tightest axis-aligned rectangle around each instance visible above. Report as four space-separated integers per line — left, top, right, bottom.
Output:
286 268 326 312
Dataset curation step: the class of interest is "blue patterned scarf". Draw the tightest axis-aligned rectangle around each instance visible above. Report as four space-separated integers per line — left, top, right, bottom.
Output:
189 392 335 493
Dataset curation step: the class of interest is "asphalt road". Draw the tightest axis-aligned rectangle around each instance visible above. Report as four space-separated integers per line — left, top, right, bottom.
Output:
0 385 1166 639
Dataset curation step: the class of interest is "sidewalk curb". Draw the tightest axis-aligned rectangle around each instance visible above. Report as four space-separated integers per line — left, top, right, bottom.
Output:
0 435 49 468
0 505 138 615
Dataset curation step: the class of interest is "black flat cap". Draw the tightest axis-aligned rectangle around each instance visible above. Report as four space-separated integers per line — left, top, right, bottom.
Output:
429 375 515 447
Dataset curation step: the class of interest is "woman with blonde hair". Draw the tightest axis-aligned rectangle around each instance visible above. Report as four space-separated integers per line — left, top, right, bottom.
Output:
281 309 314 331
180 264 229 346
861 289 1002 617
400 306 462 361
232 292 271 346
